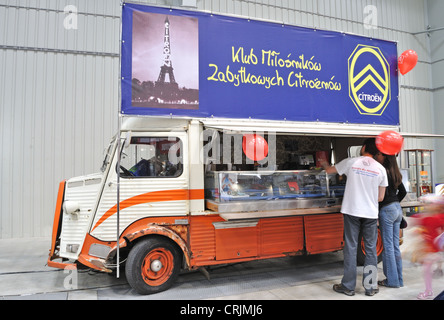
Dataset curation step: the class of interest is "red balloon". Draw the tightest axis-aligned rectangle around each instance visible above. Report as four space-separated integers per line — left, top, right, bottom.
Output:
398 50 418 75
242 134 269 161
376 130 404 155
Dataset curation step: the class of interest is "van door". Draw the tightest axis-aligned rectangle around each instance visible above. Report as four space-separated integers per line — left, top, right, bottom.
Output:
90 132 189 241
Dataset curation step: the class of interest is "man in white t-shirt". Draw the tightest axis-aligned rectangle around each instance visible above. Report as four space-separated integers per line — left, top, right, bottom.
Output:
323 138 388 296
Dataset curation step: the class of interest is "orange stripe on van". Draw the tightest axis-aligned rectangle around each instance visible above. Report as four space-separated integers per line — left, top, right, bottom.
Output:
49 180 66 257
91 189 204 232
189 188 205 200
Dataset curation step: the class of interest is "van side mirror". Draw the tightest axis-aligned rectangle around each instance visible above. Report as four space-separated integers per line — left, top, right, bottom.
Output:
123 131 132 149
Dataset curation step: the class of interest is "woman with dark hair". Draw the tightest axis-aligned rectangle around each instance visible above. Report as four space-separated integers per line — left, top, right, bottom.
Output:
375 152 407 288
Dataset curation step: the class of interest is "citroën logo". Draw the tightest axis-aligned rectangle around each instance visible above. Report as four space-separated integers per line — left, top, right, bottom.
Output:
348 44 391 116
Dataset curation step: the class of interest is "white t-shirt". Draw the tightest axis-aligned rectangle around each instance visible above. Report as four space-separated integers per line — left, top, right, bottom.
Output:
335 156 388 219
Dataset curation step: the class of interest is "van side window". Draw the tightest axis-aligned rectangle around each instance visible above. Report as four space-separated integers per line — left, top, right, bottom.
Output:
119 137 183 178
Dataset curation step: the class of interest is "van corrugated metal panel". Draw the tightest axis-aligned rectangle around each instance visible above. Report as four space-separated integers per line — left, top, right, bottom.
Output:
190 215 305 265
189 215 224 266
304 213 344 254
59 178 103 259
215 225 258 260
91 177 190 240
259 216 304 256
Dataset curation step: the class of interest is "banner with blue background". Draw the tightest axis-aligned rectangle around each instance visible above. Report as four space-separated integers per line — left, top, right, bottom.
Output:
121 3 399 126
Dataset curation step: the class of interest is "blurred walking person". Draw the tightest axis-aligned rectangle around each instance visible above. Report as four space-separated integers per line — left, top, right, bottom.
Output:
410 195 444 299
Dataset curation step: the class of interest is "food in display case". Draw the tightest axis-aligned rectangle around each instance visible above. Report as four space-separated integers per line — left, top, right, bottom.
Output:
205 170 345 204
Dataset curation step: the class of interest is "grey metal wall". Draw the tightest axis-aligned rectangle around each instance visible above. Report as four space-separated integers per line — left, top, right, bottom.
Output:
0 0 438 238
427 0 444 184
0 0 120 238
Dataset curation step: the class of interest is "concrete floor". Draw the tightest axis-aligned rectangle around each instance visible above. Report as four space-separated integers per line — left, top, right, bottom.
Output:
1 218 443 300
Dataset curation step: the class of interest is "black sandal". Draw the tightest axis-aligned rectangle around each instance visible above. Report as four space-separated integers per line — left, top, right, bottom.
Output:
378 279 400 288
378 279 388 287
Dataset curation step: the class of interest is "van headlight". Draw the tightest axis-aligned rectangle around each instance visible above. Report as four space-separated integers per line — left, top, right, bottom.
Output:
63 200 80 220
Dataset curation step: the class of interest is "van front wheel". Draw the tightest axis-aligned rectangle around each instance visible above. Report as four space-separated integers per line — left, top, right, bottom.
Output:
125 237 182 295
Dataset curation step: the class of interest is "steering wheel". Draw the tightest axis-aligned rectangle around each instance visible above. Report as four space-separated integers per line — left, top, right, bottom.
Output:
119 165 135 177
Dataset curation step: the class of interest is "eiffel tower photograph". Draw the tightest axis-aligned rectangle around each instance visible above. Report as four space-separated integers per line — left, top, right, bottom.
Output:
131 11 199 109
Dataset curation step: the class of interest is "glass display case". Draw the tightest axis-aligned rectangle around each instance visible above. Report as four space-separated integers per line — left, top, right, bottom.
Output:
406 150 433 197
205 170 345 212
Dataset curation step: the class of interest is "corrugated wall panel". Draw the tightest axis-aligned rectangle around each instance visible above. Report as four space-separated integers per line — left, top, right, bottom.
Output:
0 50 118 238
0 0 437 238
428 0 444 183
0 0 119 238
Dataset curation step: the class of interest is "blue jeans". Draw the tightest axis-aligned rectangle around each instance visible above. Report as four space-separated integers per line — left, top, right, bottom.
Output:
342 214 378 291
379 202 403 287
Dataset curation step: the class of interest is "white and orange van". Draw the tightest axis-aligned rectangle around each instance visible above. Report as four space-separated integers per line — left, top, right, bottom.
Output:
48 116 396 294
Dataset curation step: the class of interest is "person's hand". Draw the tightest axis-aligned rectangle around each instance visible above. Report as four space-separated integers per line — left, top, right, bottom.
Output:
319 160 329 169
320 160 337 174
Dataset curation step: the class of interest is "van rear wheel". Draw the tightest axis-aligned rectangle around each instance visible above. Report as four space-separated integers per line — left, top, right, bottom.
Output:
357 228 383 266
125 237 182 295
